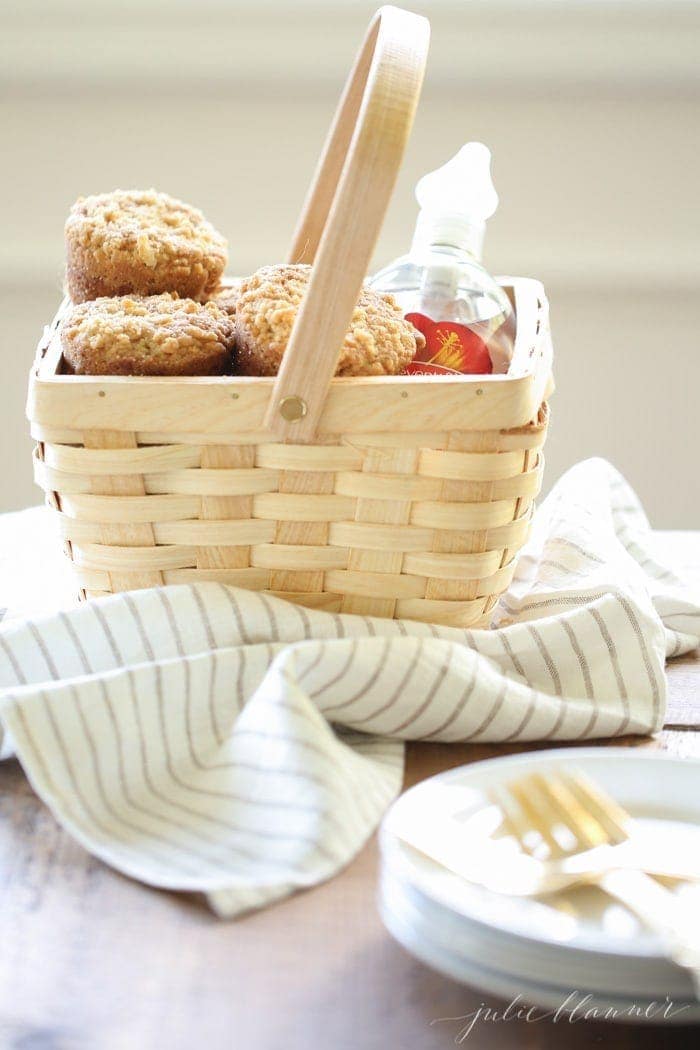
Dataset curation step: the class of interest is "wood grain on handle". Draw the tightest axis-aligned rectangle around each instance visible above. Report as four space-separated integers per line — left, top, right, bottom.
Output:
264 6 430 441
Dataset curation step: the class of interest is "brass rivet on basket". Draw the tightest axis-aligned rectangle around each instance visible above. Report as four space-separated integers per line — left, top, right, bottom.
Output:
231 393 239 400
279 396 307 422
476 388 484 396
98 390 106 398
400 391 408 399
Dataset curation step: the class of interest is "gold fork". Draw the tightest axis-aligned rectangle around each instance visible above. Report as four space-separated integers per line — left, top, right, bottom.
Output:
393 776 700 898
492 769 629 861
494 769 700 995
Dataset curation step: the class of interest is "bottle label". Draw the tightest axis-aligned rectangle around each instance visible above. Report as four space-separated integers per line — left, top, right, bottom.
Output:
405 313 493 375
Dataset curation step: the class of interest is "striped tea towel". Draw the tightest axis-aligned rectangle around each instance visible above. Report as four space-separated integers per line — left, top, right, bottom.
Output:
0 458 697 918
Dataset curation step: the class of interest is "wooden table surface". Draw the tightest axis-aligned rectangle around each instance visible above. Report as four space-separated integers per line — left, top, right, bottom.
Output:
0 535 698 1050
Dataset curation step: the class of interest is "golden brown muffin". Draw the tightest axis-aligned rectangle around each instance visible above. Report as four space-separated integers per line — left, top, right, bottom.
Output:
61 293 235 376
235 264 424 376
65 189 228 303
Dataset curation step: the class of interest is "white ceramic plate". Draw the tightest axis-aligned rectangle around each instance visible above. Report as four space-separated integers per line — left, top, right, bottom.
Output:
379 867 697 1000
379 876 700 1025
380 748 700 963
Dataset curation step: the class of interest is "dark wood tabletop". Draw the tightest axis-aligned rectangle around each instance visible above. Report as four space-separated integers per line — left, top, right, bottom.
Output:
0 536 698 1050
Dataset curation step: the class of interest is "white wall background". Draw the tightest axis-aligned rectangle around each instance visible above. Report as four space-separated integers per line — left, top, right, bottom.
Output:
2 0 699 524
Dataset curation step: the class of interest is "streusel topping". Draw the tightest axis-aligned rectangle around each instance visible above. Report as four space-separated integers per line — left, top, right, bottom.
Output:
61 293 234 375
235 264 423 376
65 189 228 302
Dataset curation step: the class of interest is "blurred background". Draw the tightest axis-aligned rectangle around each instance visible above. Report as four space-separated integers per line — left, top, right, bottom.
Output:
2 0 699 524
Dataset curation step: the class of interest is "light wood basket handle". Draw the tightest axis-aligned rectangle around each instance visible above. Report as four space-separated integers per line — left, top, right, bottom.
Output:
263 5 430 441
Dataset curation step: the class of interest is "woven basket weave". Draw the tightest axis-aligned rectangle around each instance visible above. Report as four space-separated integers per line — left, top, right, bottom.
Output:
27 7 553 629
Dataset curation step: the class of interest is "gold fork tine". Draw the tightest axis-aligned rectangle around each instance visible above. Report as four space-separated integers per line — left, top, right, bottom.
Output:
531 772 608 852
495 768 631 866
489 785 538 855
561 770 629 846
507 775 565 858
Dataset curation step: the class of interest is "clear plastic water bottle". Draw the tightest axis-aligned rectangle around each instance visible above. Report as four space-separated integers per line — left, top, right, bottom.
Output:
369 143 514 375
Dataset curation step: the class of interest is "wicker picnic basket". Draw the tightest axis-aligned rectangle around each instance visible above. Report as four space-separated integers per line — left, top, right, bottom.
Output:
27 6 552 629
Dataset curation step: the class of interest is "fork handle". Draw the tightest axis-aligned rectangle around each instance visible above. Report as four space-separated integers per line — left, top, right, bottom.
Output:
599 870 700 996
561 843 700 884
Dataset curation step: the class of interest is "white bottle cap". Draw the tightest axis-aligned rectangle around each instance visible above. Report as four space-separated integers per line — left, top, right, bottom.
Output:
411 142 499 256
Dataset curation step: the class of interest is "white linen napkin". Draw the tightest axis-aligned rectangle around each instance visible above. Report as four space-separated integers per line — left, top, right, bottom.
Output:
0 458 697 918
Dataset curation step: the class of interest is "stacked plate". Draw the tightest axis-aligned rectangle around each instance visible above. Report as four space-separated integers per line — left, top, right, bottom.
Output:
378 748 700 1023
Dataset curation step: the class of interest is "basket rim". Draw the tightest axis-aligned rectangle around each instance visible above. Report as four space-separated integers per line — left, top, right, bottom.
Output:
27 277 553 435
32 276 545 385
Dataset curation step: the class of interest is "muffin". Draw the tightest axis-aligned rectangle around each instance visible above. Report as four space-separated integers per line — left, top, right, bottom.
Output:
61 293 235 376
235 264 424 376
65 189 228 303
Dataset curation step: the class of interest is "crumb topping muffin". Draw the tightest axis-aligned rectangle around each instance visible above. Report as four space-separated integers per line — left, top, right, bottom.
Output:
61 293 235 376
65 189 228 304
235 264 424 376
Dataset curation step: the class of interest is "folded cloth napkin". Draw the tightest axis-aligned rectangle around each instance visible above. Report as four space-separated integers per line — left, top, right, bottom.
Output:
0 459 697 918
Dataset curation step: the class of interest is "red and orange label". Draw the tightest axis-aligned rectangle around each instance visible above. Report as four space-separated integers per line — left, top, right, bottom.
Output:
405 313 493 376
